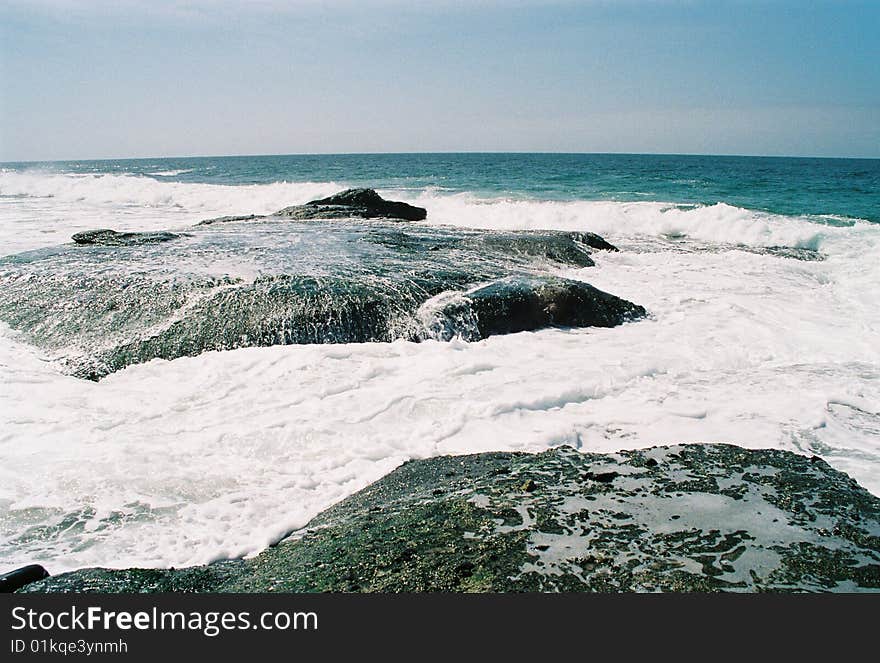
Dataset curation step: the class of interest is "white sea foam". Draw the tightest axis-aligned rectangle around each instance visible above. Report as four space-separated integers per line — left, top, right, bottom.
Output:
0 171 343 255
400 191 841 251
1 171 879 572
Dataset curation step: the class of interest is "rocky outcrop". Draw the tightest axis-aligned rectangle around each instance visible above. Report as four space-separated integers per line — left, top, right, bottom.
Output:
18 444 880 593
274 188 427 221
570 231 618 252
422 276 645 341
198 189 427 225
72 229 183 246
1 219 638 380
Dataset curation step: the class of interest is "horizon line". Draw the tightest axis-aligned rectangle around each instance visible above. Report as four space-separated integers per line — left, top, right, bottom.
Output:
3 149 880 165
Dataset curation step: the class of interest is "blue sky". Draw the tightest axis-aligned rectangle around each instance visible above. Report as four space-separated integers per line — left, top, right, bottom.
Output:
1 0 878 160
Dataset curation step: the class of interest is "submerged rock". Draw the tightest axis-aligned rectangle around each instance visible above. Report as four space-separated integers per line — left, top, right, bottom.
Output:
72 229 183 246
0 220 638 379
275 188 427 221
20 444 880 593
365 229 612 265
463 233 596 266
198 214 262 226
752 245 825 261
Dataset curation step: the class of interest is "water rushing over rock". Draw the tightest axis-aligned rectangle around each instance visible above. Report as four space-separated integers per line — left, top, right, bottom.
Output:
0 204 642 379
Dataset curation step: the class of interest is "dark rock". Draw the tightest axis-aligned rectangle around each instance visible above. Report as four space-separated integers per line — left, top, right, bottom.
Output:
1 221 632 379
468 277 644 335
572 232 619 252
274 188 427 221
0 564 49 593
423 276 646 341
21 444 880 593
584 470 620 483
72 229 183 246
13 562 244 593
198 214 262 226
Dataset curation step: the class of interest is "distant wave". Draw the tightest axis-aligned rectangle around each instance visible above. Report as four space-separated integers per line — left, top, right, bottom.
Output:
1 170 876 253
410 193 850 251
148 169 195 177
0 171 345 216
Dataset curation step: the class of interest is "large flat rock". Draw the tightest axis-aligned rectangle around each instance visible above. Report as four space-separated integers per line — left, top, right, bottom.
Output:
18 444 880 593
0 220 639 379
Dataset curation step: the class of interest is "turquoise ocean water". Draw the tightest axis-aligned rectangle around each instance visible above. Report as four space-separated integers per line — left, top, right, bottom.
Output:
3 153 879 223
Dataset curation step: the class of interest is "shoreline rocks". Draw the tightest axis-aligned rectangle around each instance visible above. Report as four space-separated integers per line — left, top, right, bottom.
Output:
17 444 880 593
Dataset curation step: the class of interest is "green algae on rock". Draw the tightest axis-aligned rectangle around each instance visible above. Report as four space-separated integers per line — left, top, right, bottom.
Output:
19 444 880 593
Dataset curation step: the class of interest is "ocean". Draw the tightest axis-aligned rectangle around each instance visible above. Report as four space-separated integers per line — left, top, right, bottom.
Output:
1 153 878 573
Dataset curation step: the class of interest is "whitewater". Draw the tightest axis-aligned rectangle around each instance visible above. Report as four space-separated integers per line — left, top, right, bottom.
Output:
1 167 879 573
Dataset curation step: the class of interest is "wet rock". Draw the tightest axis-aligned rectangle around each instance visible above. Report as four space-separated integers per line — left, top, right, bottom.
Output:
738 245 825 261
0 564 49 592
21 444 880 593
367 229 600 266
462 232 597 267
572 232 618 252
13 562 244 593
1 221 634 379
198 214 262 226
274 188 427 221
72 229 183 246
423 276 646 340
584 470 620 483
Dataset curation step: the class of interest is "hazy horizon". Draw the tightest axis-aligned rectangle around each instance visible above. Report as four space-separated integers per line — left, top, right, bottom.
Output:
2 0 878 162
3 149 880 167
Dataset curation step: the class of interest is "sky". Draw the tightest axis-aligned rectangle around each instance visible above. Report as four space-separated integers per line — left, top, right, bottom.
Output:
1 0 878 161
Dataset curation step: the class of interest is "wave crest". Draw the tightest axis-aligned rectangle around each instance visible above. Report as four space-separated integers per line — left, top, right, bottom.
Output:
408 193 839 250
0 170 345 217
1 170 874 252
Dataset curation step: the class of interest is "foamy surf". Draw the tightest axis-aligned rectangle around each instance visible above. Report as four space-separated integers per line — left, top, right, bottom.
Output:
1 169 873 256
404 192 851 251
1 160 878 573
0 171 345 255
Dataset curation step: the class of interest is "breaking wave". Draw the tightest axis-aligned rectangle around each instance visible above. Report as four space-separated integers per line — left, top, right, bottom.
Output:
2 170 874 255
